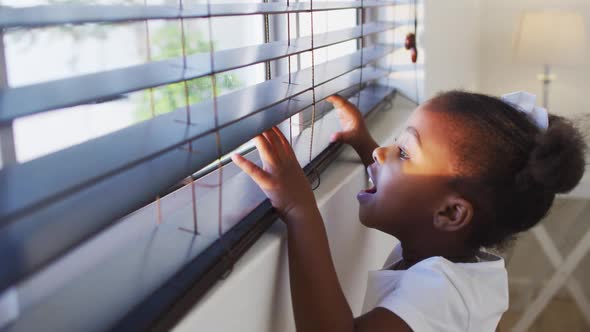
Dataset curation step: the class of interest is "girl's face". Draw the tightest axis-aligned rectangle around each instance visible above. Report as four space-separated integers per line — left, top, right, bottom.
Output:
357 103 461 238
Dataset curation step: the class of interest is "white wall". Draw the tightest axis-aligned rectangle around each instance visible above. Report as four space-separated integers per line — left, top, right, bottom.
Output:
478 0 590 118
423 0 481 99
475 0 590 304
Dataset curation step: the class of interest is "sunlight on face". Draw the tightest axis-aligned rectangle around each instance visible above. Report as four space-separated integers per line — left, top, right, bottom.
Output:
357 103 463 236
397 103 459 176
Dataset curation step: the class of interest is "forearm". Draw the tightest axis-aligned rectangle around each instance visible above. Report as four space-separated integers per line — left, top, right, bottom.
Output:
232 127 363 331
284 208 355 332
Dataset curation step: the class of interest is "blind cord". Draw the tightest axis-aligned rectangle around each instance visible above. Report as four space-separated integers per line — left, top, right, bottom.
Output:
144 0 161 224
178 0 200 234
287 0 293 144
179 0 191 124
204 1 225 240
356 0 365 112
263 0 271 80
295 1 302 71
308 0 317 164
385 0 394 106
413 0 420 103
287 0 292 85
143 0 156 119
205 1 235 278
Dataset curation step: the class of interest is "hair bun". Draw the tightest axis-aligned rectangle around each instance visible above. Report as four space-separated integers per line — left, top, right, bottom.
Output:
522 115 586 194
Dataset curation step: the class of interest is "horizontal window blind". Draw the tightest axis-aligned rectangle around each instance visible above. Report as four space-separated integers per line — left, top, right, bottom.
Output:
0 1 423 330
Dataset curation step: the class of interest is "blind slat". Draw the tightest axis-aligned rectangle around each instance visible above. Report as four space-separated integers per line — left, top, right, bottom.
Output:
0 22 405 124
0 1 413 28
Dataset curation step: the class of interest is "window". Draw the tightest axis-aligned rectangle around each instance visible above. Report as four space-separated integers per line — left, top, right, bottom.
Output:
0 1 423 330
3 1 265 162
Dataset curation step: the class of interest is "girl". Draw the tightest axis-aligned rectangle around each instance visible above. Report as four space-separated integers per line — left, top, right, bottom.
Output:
230 90 586 332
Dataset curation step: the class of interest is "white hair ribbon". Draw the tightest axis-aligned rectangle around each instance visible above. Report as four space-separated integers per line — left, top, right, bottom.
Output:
500 91 549 130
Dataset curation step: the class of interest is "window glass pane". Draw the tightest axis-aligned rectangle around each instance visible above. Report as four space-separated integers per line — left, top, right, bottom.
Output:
5 22 149 87
8 12 264 162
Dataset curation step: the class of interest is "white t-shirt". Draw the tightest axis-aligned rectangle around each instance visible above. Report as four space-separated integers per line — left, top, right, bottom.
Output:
362 244 508 332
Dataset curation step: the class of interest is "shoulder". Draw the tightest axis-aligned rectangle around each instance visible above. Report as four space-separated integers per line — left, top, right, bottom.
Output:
374 256 508 331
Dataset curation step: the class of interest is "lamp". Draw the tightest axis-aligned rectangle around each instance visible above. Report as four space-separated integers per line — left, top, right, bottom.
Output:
513 10 587 108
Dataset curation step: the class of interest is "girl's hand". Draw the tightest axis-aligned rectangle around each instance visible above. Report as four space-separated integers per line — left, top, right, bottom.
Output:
326 95 369 147
231 127 318 223
326 95 379 167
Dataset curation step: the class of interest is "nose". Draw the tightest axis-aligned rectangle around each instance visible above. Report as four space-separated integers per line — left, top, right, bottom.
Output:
372 147 388 165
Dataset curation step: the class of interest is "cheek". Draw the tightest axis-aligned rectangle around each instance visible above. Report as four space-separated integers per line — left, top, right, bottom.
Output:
358 172 409 228
359 171 440 231
357 191 409 233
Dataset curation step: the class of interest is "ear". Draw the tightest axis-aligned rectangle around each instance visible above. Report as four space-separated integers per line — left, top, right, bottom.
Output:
433 196 473 232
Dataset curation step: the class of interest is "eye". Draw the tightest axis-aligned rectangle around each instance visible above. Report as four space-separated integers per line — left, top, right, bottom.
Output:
398 147 410 160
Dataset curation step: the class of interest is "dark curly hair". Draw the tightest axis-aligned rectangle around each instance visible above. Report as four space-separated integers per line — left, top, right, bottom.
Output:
429 91 587 249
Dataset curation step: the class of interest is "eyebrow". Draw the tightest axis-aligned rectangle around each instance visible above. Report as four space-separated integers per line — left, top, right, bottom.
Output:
405 126 422 146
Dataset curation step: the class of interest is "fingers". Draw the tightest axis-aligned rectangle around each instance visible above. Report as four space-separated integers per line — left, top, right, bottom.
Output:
326 94 347 107
326 94 359 116
272 126 289 147
262 129 283 160
271 126 296 158
264 126 298 160
326 94 351 109
231 153 271 186
247 127 299 178
253 134 277 168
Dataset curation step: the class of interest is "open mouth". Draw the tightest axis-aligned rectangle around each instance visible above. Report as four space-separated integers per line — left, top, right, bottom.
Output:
358 164 378 202
364 164 378 194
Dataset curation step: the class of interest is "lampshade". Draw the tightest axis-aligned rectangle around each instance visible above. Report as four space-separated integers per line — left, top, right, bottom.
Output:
514 10 587 65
